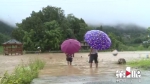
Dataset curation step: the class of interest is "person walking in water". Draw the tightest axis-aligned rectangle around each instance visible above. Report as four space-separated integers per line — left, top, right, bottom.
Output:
66 53 74 65
88 47 98 68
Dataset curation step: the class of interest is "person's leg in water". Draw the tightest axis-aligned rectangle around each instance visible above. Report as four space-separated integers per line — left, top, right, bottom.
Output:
67 61 70 65
89 54 94 68
69 62 72 65
66 57 72 65
69 58 73 65
94 53 98 68
90 63 92 68
95 62 98 68
66 57 70 65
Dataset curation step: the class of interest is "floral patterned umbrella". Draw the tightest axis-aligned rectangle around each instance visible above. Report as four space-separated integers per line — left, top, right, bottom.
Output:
84 30 111 50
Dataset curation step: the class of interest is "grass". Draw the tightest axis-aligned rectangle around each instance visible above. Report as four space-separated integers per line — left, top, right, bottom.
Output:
0 58 46 84
127 58 150 70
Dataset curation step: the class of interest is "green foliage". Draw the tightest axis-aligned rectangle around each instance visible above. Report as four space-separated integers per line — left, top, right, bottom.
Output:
127 46 135 51
142 43 150 48
127 58 150 70
107 32 124 50
94 25 149 51
137 45 145 50
0 58 45 84
0 21 14 36
11 28 24 42
11 5 149 51
132 38 143 44
147 27 150 34
0 21 14 44
12 6 89 51
0 33 10 44
0 46 2 54
148 46 150 50
118 44 128 51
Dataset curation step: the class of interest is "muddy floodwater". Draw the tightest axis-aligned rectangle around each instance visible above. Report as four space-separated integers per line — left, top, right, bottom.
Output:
0 51 150 84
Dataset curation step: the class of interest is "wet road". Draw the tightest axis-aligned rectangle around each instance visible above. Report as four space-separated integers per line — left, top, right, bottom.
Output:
31 72 150 84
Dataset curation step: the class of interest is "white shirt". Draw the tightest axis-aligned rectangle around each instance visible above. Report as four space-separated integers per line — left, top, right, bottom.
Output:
91 49 98 54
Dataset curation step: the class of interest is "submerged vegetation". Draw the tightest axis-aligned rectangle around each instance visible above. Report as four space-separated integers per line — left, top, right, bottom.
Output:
0 58 45 84
127 58 150 70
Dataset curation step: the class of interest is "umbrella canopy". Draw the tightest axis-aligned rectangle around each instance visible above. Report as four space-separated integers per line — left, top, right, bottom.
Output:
61 39 81 54
84 30 111 50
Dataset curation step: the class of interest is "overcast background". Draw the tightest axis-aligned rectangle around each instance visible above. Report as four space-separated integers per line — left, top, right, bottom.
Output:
0 0 150 27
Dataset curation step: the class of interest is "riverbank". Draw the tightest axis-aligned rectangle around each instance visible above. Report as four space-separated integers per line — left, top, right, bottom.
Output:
127 58 150 70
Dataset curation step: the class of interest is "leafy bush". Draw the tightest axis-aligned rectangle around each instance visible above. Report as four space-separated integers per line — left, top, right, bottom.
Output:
117 44 127 51
137 45 145 50
148 46 150 50
142 43 150 48
127 46 135 51
0 46 2 54
0 58 45 84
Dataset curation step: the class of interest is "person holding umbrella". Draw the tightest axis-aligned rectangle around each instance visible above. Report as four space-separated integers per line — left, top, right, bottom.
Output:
84 30 111 68
65 53 74 65
88 47 98 68
61 39 81 65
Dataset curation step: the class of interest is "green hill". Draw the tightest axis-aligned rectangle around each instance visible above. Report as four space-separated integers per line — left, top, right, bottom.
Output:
94 24 147 44
0 20 14 45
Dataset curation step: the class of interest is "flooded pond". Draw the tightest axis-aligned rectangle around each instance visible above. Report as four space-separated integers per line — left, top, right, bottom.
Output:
0 51 150 84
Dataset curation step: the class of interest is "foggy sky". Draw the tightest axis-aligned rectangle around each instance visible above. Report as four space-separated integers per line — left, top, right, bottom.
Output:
0 0 150 28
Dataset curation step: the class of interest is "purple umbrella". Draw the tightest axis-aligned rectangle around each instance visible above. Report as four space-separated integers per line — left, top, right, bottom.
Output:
61 39 81 54
84 30 111 50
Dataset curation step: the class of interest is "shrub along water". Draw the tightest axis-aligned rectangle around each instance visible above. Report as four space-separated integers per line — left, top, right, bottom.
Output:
0 58 45 84
127 58 150 70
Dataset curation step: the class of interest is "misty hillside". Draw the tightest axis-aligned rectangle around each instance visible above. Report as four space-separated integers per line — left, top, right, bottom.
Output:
93 24 147 37
0 20 14 35
0 20 14 44
92 24 148 45
0 18 148 45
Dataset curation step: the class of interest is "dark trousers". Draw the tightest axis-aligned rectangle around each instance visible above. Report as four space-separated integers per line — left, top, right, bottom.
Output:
89 53 98 63
66 57 73 62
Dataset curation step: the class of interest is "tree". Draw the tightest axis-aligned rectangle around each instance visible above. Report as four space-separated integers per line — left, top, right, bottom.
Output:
12 5 89 51
133 38 142 44
11 27 24 42
0 21 14 44
0 33 10 44
43 20 63 50
96 25 103 30
108 33 123 50
147 27 150 34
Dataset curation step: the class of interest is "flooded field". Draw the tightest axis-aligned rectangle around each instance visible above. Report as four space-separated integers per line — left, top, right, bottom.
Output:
0 51 150 84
